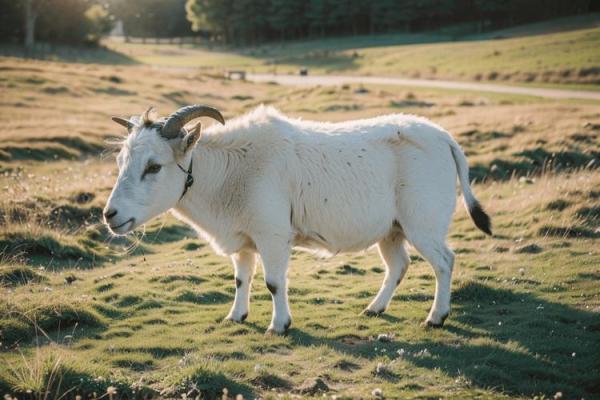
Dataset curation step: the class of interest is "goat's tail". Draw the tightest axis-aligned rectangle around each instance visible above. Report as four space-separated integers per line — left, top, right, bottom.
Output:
449 140 492 235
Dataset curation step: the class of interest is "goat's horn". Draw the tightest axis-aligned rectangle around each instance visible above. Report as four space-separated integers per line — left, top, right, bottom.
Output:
161 105 225 139
111 116 136 131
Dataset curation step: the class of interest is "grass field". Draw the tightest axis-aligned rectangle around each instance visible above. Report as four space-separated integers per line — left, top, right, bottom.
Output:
104 14 600 88
0 55 599 399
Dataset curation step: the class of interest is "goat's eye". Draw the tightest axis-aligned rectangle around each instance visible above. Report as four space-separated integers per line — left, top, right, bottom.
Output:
143 164 162 177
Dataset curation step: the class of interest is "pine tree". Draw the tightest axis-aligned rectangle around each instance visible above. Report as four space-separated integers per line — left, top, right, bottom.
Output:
306 0 327 37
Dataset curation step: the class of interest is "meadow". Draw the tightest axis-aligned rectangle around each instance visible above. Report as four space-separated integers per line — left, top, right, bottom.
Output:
104 14 600 88
1 22 600 399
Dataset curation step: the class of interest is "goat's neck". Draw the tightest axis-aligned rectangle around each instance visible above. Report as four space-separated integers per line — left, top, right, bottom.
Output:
171 143 233 233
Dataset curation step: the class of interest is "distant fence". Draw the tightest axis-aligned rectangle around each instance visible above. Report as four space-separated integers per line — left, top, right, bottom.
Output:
114 36 207 46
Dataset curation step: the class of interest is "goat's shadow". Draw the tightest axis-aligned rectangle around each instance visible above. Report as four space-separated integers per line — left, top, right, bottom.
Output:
274 282 600 398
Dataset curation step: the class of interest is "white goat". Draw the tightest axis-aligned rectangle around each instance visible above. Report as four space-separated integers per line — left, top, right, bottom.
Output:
105 105 491 334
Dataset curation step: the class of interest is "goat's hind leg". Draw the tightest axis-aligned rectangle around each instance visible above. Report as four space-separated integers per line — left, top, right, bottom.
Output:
410 235 455 327
225 250 256 323
364 231 410 316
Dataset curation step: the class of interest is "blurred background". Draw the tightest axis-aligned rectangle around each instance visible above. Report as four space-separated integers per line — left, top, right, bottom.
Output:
1 0 599 85
0 2 599 400
1 0 598 46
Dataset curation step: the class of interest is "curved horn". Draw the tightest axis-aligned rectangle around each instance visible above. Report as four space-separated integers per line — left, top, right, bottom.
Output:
111 116 136 131
161 105 225 139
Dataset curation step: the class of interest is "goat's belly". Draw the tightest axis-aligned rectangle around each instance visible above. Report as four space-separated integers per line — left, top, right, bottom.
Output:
293 227 386 255
293 206 394 255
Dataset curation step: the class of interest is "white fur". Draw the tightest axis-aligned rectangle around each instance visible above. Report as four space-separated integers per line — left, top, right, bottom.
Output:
105 105 485 333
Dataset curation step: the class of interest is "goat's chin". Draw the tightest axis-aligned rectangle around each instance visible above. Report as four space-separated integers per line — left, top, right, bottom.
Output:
107 217 136 236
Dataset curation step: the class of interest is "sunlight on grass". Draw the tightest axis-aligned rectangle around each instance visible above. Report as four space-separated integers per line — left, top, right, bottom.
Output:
0 53 598 399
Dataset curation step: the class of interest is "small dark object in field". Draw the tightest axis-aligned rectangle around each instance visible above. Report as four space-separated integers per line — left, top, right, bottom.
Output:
299 68 308 76
231 95 254 101
570 133 596 143
251 372 291 390
513 244 543 254
182 242 204 251
377 333 394 342
583 122 600 130
519 177 535 184
297 377 329 395
43 86 69 94
546 199 571 211
333 359 360 371
336 264 366 275
73 191 95 204
390 99 434 108
64 274 77 284
354 87 369 94
101 75 123 84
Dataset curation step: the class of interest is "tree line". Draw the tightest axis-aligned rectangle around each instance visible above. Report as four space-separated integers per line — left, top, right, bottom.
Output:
0 0 596 48
0 0 193 48
0 0 112 47
186 0 596 45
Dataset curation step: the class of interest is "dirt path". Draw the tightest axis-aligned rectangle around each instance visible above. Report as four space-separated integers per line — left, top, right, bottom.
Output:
248 74 600 100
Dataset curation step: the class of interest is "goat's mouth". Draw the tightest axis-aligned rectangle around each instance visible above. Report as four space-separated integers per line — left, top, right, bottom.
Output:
109 217 135 234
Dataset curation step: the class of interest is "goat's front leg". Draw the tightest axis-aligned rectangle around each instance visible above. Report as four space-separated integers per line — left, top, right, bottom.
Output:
255 238 292 335
225 250 256 323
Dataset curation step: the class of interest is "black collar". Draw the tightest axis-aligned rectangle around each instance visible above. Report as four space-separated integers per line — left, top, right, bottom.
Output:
176 158 194 200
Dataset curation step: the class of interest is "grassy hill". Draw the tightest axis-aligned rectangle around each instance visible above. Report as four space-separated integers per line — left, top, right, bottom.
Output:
104 14 600 88
0 56 599 399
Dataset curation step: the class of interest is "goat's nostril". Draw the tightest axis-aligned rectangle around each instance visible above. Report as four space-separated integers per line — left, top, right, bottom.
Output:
104 208 118 220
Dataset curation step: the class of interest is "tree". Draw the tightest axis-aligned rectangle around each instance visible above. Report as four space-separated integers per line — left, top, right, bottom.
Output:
269 0 300 41
186 0 234 42
231 0 269 45
474 0 508 32
0 0 23 43
184 0 596 45
396 0 419 32
85 4 113 44
20 0 111 46
109 0 192 39
23 0 47 48
306 0 328 37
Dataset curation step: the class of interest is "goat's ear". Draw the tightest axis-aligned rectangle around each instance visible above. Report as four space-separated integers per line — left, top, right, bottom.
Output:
112 117 136 133
179 122 202 153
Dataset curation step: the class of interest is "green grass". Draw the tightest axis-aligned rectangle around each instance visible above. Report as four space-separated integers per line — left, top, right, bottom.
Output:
104 15 600 88
0 56 599 399
1 172 599 399
0 264 46 286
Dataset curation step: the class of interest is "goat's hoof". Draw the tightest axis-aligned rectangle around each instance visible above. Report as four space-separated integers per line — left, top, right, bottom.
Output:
224 312 247 323
265 318 291 336
265 327 285 336
422 313 449 329
361 308 384 317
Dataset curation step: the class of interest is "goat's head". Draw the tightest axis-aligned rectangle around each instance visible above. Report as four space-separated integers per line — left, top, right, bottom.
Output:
104 105 225 235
